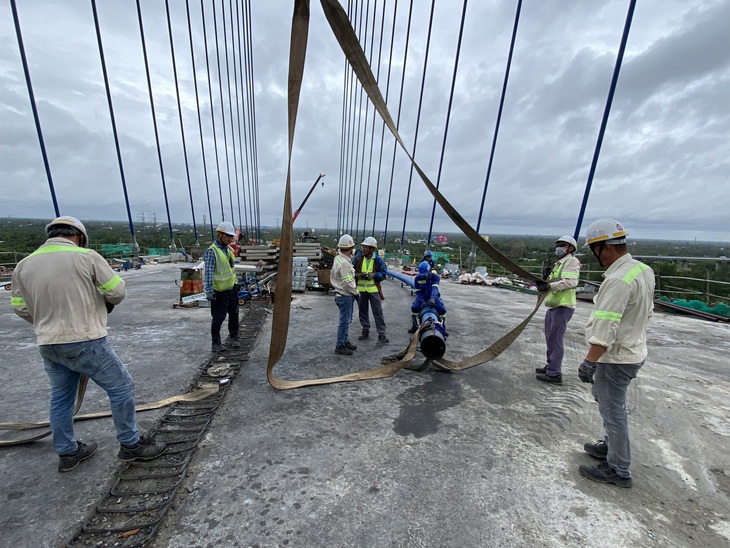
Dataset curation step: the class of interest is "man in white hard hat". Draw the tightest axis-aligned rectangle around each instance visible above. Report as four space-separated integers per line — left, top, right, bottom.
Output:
330 234 359 355
535 235 581 385
203 221 240 353
11 216 166 472
353 236 389 343
577 218 654 488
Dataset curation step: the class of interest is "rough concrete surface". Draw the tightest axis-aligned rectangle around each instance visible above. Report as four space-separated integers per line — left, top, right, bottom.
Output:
1 263 728 547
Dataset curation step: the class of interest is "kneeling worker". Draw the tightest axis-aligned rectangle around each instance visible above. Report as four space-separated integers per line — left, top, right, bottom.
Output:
409 261 447 334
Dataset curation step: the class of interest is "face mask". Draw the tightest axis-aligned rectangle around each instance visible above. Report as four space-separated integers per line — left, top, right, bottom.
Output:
555 247 567 258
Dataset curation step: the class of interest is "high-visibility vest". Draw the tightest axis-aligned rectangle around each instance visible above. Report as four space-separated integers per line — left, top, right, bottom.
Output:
544 260 578 308
209 243 237 291
356 257 379 293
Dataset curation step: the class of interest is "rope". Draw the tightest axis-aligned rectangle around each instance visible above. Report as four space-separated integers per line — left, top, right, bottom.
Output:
10 0 59 218
399 0 436 253
165 0 200 244
233 0 251 239
185 0 216 239
358 0 384 243
212 0 235 222
241 0 259 242
200 0 226 222
136 0 176 250
382 0 414 250
91 0 139 257
426 0 469 249
244 0 262 244
222 0 244 233
370 0 399 237
573 0 637 241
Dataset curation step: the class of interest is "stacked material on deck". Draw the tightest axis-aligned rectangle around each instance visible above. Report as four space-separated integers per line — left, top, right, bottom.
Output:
293 257 308 292
238 245 279 271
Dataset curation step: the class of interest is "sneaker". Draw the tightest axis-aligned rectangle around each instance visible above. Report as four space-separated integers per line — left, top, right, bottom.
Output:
357 332 370 340
211 342 226 353
584 440 608 460
536 373 563 385
335 346 353 356
535 367 547 374
378 335 389 343
118 435 166 462
58 440 97 472
225 337 241 349
579 461 632 488
345 341 357 351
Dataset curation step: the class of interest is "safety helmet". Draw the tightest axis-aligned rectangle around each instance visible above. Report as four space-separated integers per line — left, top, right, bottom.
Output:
216 221 236 236
338 234 355 249
361 236 377 248
584 218 628 246
556 235 577 249
45 216 89 247
418 261 430 275
424 250 433 257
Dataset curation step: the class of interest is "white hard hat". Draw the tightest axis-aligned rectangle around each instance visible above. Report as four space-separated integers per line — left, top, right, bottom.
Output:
556 235 577 249
216 221 236 236
45 215 89 247
338 234 355 249
361 236 377 247
585 218 628 246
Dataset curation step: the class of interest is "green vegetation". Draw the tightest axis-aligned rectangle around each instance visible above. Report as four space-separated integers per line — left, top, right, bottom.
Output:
2 219 728 305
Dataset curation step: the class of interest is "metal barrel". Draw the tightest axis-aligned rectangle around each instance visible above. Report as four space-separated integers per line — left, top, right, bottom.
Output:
179 267 204 300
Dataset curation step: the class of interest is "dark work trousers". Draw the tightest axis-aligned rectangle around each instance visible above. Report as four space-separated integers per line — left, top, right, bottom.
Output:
210 287 239 345
544 306 574 376
358 292 386 336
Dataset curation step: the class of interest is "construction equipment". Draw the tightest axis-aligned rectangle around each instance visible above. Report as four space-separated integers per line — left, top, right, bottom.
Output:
292 174 325 222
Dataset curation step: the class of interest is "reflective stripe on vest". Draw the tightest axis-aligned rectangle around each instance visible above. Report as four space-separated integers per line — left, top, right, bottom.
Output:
545 259 578 308
26 245 123 296
209 244 237 291
356 257 378 293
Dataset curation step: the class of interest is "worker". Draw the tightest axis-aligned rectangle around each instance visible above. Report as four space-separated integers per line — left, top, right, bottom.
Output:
421 250 435 270
353 236 389 343
11 216 166 472
331 234 359 355
204 221 240 353
577 219 655 488
409 261 447 334
535 235 581 385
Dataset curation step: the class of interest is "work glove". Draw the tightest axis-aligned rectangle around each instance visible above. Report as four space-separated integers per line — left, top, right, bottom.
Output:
206 290 215 301
104 301 115 314
535 280 550 292
428 298 436 306
363 272 374 280
354 273 363 280
541 267 552 280
578 358 597 384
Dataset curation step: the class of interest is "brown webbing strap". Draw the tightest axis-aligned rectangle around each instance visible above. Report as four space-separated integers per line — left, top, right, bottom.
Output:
0 386 219 447
266 0 544 389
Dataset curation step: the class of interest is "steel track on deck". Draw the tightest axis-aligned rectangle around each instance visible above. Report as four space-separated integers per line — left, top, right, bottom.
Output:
64 303 269 548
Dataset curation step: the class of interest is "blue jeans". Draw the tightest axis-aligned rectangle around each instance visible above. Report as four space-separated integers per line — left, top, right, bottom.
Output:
592 361 643 478
335 295 354 348
40 338 139 455
544 306 574 376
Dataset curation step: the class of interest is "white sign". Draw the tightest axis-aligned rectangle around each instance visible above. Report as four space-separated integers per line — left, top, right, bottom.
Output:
181 292 207 304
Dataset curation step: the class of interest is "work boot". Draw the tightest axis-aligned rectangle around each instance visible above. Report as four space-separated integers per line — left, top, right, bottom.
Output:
225 336 241 349
335 346 353 356
345 341 357 351
579 461 632 488
536 373 563 385
584 440 608 460
535 367 547 374
408 316 418 334
378 334 389 343
118 435 166 462
211 342 226 353
357 331 370 340
58 440 97 473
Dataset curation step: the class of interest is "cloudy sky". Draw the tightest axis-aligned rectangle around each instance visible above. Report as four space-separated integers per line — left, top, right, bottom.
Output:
1 0 728 242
